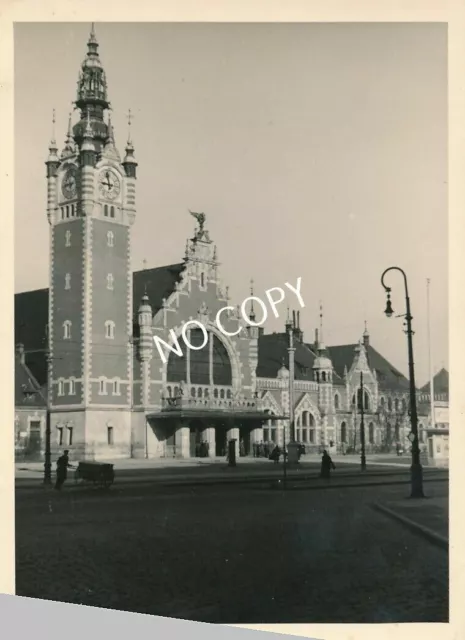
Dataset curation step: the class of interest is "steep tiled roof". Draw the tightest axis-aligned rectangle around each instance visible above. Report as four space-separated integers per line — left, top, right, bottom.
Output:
15 354 47 408
328 343 410 391
420 368 449 395
15 264 186 380
133 263 185 318
257 333 316 380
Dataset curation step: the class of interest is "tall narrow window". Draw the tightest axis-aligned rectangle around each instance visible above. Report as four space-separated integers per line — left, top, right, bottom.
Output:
107 426 114 445
61 208 64 220
105 321 115 339
66 205 70 218
112 379 120 395
334 394 340 409
68 427 74 446
58 380 64 396
65 273 71 290
110 206 115 218
65 230 71 247
107 274 114 290
63 320 72 340
57 427 64 446
104 204 108 217
69 379 75 395
107 231 114 247
99 378 106 395
200 272 205 287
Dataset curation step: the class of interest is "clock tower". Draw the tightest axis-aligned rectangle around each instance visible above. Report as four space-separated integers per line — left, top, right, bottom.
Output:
46 24 137 459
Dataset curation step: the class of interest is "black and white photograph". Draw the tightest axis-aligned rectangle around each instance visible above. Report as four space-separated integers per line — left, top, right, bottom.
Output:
10 19 450 626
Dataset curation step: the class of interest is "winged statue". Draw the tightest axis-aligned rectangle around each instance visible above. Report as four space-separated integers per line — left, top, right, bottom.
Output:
189 210 206 232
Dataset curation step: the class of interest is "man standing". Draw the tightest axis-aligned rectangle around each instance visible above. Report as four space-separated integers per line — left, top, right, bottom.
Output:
55 449 74 490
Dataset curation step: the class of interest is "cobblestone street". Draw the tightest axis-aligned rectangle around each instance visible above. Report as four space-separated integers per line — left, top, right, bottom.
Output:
15 479 448 624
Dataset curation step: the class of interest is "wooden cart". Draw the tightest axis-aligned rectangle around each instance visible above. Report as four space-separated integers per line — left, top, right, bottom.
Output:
74 461 115 488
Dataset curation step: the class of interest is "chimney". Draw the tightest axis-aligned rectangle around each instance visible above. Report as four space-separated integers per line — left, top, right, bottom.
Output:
16 343 25 365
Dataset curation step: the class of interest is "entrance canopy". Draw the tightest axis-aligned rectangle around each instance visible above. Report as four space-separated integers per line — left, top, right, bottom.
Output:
146 409 288 421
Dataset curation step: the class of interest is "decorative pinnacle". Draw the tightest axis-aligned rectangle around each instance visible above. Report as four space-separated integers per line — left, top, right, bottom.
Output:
49 108 57 148
88 22 98 49
249 278 255 320
127 108 133 145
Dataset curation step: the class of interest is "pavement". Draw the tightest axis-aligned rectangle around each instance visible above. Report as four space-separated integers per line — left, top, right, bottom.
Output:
15 477 448 623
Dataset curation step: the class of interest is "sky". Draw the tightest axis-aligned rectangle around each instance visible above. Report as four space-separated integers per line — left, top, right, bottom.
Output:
14 22 448 387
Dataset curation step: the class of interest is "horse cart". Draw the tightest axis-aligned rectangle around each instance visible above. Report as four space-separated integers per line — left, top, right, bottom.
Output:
74 461 115 488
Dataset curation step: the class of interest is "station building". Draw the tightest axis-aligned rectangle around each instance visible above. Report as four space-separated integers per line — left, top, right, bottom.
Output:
14 26 435 461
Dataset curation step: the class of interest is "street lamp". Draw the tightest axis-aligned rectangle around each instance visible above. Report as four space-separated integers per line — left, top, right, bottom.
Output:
359 371 367 471
44 350 52 485
381 266 424 498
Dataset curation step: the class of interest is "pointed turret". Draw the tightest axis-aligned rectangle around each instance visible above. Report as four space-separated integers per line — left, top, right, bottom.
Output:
313 303 333 384
61 112 75 159
363 320 370 349
102 113 121 162
122 109 138 178
138 293 153 362
46 109 60 174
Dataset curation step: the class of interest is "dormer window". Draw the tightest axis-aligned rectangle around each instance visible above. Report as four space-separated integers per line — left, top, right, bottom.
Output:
63 320 72 340
105 321 115 339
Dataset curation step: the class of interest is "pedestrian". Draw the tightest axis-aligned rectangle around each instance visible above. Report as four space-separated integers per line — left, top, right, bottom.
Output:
240 438 246 457
320 449 335 479
55 449 74 490
270 444 281 464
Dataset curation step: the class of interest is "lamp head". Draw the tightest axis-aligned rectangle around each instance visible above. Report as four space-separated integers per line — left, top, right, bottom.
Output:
384 290 394 318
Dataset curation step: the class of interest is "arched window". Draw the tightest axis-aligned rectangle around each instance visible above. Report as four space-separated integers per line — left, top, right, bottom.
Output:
220 389 225 399
104 205 108 217
99 378 106 395
369 422 374 444
191 387 196 398
110 206 115 218
322 372 326 382
113 379 120 395
302 411 308 427
388 398 392 412
107 231 114 247
386 422 392 443
58 380 65 396
380 396 385 408
105 321 115 339
197 387 203 398
226 389 231 399
214 388 218 398
69 379 75 395
334 393 340 409
341 421 347 443
63 320 72 340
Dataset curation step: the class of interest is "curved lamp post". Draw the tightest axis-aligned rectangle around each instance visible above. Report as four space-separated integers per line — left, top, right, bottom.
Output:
381 266 424 498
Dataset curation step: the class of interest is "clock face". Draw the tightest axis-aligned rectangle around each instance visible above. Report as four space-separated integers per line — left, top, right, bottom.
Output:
62 168 77 200
98 169 121 201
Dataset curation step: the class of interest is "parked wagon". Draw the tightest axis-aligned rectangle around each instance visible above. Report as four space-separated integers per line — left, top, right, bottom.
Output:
74 461 115 488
